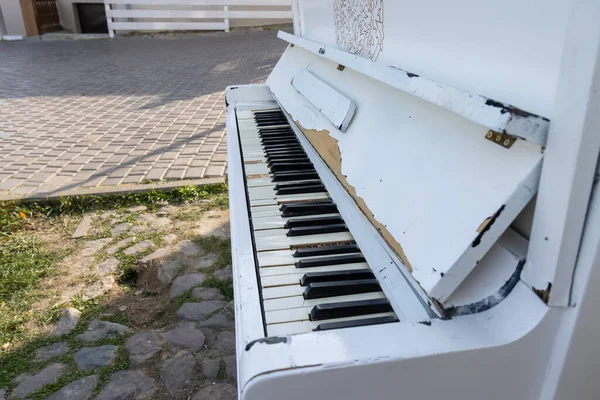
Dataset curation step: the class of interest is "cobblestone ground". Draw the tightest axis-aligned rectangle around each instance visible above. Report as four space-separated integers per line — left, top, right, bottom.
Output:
1 201 239 399
0 29 287 199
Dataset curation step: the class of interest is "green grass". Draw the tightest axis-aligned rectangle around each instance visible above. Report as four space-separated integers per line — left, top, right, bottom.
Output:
0 234 64 344
0 298 107 389
192 237 232 270
201 277 234 301
0 183 228 236
0 182 230 394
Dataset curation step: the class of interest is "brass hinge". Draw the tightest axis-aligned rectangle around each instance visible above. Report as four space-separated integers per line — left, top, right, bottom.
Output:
337 64 346 71
485 130 516 149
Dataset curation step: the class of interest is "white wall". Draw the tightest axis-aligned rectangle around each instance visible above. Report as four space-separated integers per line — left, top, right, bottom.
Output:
0 0 26 36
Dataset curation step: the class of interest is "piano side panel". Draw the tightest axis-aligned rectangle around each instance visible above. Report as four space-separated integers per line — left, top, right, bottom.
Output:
226 104 266 352
267 45 542 302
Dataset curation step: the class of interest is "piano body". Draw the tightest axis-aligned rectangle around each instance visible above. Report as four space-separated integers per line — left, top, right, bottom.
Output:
226 1 600 399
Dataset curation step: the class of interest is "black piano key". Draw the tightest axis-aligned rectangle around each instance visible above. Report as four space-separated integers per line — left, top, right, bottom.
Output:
267 158 310 167
274 179 322 189
254 110 284 116
280 201 337 216
255 115 287 121
260 133 296 139
287 223 348 237
264 145 304 151
254 115 288 122
270 163 314 173
300 269 374 286
314 315 398 331
295 253 366 268
258 128 296 139
261 138 298 144
276 184 325 196
271 171 320 182
267 156 308 164
263 141 301 147
255 120 288 127
261 138 302 150
261 134 297 140
265 150 306 157
264 145 304 153
259 128 294 133
293 243 360 258
309 298 393 321
268 154 311 163
258 129 294 135
254 113 286 118
263 141 300 148
268 160 311 170
303 279 381 299
284 215 341 229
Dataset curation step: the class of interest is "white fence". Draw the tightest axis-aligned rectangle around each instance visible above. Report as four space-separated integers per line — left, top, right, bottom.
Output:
104 0 292 37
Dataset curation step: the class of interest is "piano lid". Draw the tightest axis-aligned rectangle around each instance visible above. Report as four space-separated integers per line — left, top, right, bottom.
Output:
264 0 563 303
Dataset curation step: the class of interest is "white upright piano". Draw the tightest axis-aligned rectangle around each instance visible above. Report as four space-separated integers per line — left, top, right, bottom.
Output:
226 1 600 399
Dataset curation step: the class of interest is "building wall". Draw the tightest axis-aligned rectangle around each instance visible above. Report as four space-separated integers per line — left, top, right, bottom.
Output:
0 0 26 36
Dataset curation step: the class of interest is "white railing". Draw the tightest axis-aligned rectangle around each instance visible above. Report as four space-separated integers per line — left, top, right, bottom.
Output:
104 0 292 37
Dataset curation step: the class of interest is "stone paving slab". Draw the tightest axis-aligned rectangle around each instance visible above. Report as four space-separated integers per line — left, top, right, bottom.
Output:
0 28 288 200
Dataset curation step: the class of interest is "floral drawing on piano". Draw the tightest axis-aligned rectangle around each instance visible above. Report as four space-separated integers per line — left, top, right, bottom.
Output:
333 0 384 61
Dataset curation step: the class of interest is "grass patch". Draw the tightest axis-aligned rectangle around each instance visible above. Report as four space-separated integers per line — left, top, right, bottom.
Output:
0 298 108 390
202 277 234 301
0 182 230 393
0 234 64 344
175 289 195 307
0 183 228 236
192 237 232 271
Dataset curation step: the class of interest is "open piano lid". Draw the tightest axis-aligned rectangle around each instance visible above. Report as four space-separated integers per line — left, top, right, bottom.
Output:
264 1 555 304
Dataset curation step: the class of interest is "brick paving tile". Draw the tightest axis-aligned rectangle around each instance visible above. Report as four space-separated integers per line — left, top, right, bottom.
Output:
0 28 287 199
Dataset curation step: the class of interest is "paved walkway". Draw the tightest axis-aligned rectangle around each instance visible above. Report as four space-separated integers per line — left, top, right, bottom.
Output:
0 29 287 200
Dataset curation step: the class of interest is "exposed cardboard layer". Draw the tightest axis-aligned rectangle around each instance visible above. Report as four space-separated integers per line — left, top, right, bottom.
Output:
295 120 413 272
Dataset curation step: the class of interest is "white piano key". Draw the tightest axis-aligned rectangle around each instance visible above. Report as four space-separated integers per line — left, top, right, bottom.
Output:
260 262 370 287
240 138 263 146
262 284 305 300
243 151 265 157
257 248 360 267
244 157 268 165
251 198 278 206
251 207 281 218
255 231 354 252
253 213 340 231
247 177 273 187
266 312 396 336
241 145 265 152
244 163 270 176
265 307 310 324
263 292 387 312
260 262 369 277
250 192 330 206
249 186 277 200
254 228 286 238
257 249 297 266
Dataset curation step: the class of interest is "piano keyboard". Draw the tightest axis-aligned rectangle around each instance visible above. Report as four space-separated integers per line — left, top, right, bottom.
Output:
236 107 399 336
